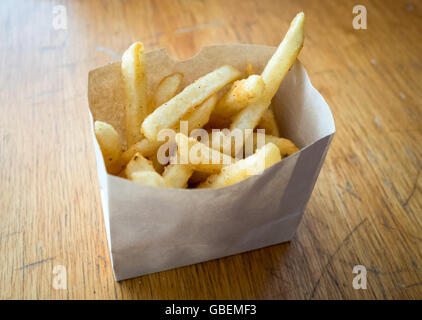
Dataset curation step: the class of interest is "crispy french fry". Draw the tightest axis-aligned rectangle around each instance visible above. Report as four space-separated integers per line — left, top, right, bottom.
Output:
199 143 281 189
246 62 255 77
176 94 217 132
124 152 156 178
141 65 241 141
120 94 218 170
125 152 166 187
150 73 183 110
258 108 280 136
210 75 265 123
121 42 148 147
163 164 193 188
207 131 297 157
252 133 298 157
131 171 167 187
94 121 123 174
119 138 163 169
175 133 234 174
230 12 305 132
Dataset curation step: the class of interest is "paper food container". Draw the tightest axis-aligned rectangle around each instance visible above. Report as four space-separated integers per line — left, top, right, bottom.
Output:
88 44 335 281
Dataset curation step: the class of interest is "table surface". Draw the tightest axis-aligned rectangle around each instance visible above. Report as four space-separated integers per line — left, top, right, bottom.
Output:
1 0 421 300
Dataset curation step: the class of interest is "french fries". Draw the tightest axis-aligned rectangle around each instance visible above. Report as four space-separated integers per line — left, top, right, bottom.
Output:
94 121 122 174
231 12 305 132
131 171 166 187
125 152 166 187
257 108 280 136
94 12 304 189
207 131 298 158
119 138 163 169
124 152 155 177
141 65 241 141
175 133 234 174
199 143 281 189
252 133 298 157
163 164 193 188
121 42 148 147
210 75 265 126
176 94 217 133
150 73 183 110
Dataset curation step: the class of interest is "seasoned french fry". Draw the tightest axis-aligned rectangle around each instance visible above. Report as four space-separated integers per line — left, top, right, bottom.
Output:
210 75 265 123
199 143 281 189
131 171 167 187
163 164 193 188
252 133 298 157
94 121 123 174
124 152 156 178
246 62 255 77
119 138 163 169
175 133 234 174
125 152 166 187
258 108 280 136
176 94 217 133
150 73 183 110
121 42 148 147
207 131 297 158
230 12 305 132
141 65 241 141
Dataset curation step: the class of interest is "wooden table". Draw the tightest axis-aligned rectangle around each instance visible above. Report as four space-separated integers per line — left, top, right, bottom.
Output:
1 0 421 300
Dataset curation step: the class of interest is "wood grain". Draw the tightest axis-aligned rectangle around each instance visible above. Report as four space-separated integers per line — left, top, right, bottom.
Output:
0 0 421 299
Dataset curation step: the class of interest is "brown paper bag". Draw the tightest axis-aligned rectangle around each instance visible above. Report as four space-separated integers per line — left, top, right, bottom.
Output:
88 44 335 281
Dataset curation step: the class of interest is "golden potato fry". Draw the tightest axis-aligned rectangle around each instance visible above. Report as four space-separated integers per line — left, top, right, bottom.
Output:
230 12 305 132
124 152 155 178
119 138 163 169
210 75 265 123
199 143 281 189
130 171 166 187
141 65 241 141
150 73 183 110
176 94 217 133
207 129 246 158
175 133 234 174
163 164 193 188
94 121 123 174
125 152 166 187
257 108 280 136
207 131 297 158
252 133 298 157
121 42 148 147
246 62 255 77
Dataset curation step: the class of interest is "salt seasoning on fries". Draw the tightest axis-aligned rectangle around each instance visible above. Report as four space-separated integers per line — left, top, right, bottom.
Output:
141 65 241 141
94 12 304 189
121 42 148 147
210 75 265 126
